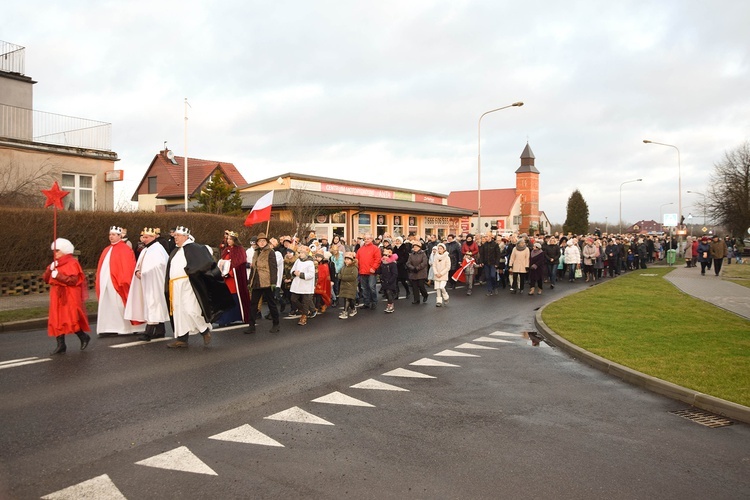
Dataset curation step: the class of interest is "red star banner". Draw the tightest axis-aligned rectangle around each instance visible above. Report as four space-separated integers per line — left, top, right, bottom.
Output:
41 181 70 210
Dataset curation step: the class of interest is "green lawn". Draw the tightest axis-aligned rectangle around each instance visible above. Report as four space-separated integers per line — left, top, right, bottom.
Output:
542 268 750 407
722 262 750 289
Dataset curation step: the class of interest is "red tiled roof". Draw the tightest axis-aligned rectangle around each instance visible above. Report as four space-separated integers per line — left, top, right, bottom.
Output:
132 150 248 201
448 189 518 216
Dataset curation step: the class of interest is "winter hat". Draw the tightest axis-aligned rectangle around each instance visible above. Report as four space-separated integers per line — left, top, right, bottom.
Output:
437 243 446 251
534 242 542 249
51 238 75 255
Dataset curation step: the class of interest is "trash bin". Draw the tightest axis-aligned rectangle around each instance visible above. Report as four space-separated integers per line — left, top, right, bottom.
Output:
666 248 677 266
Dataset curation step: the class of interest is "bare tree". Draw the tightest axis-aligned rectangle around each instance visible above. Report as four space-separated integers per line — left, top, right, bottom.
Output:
0 157 56 207
286 188 339 240
706 142 750 239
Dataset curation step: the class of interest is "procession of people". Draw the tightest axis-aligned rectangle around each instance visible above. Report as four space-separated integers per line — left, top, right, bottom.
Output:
43 224 740 354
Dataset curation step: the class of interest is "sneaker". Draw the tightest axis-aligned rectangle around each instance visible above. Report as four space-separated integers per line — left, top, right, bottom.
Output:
436 302 442 307
350 308 358 317
385 304 394 313
309 309 318 318
339 312 349 319
285 312 301 319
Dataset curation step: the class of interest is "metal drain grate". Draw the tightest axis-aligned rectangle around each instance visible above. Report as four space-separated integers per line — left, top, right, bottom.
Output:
669 408 734 428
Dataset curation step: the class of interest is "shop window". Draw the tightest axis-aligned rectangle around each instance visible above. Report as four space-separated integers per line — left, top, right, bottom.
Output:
61 173 94 211
358 213 371 236
393 215 404 237
376 214 388 237
408 216 418 236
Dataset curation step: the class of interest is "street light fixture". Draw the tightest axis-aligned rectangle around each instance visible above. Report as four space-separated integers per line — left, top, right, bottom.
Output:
619 178 642 233
643 140 681 237
687 190 706 226
478 101 524 234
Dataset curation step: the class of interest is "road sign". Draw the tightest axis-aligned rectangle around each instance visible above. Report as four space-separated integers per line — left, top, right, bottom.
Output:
663 213 678 227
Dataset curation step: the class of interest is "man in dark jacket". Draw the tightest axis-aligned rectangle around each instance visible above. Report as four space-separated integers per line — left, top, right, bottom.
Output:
542 235 561 289
477 233 500 295
445 234 462 289
245 233 280 334
393 236 412 299
165 226 234 348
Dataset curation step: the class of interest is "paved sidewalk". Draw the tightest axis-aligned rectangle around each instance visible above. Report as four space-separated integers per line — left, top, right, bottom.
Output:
663 264 750 320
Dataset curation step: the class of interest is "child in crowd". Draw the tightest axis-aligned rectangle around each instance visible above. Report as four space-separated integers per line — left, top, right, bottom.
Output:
290 246 315 326
432 243 451 306
313 251 332 314
453 250 477 295
378 248 399 313
338 252 359 319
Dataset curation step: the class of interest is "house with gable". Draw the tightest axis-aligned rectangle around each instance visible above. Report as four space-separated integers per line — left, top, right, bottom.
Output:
131 149 248 212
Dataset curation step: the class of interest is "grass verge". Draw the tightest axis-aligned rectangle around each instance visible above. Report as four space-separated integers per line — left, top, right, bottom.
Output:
542 267 750 407
722 262 750 289
0 301 98 323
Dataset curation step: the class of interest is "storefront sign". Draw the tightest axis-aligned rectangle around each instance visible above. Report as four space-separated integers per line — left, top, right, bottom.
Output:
321 182 394 199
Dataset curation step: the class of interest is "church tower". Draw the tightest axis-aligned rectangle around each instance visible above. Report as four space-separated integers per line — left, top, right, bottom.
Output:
515 143 540 234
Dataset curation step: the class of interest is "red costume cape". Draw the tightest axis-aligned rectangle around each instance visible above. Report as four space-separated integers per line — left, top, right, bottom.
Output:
95 241 136 305
43 254 90 337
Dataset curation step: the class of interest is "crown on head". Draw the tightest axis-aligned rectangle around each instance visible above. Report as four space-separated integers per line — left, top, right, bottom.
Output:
142 227 157 236
174 226 191 235
227 230 239 238
109 226 123 234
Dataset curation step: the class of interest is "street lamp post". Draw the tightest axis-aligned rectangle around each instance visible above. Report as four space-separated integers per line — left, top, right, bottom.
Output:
619 178 642 233
659 202 674 233
478 101 523 235
643 140 681 235
687 190 706 227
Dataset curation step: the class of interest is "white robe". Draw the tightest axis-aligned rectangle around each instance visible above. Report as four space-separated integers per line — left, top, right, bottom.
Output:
97 246 146 335
124 243 169 324
169 243 212 337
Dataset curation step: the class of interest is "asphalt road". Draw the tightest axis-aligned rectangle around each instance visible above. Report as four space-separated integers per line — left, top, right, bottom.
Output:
1 283 749 499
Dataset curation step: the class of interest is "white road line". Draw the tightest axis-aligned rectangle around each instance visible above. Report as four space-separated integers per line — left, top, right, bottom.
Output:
455 343 499 350
312 391 375 407
209 424 284 447
42 473 127 500
0 357 38 366
265 406 335 425
410 358 460 367
434 349 480 357
350 379 409 391
109 338 171 348
382 368 436 379
0 358 51 370
135 446 217 475
490 331 522 337
472 336 514 343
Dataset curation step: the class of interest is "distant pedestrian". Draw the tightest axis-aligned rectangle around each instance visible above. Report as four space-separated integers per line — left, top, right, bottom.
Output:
697 236 711 276
406 240 429 304
338 252 359 319
432 243 451 306
43 238 91 355
378 248 399 313
710 235 728 276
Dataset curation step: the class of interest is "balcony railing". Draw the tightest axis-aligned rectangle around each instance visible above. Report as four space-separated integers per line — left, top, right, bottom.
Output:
0 41 25 75
0 103 111 151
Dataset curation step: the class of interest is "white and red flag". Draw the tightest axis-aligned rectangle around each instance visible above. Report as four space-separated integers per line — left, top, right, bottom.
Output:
244 190 274 226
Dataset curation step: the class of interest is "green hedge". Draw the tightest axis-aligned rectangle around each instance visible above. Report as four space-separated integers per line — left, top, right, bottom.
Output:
0 208 295 272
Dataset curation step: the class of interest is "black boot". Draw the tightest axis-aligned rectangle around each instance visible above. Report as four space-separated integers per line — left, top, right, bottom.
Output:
50 336 66 355
138 324 154 342
75 331 91 350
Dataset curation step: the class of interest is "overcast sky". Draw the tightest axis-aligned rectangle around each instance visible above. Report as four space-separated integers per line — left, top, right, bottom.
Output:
3 0 749 226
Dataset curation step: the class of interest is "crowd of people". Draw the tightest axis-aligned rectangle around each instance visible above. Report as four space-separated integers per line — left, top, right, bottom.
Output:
43 225 743 355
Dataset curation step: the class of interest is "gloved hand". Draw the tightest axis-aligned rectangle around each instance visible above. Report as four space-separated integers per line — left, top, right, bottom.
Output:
49 261 56 271
51 270 59 279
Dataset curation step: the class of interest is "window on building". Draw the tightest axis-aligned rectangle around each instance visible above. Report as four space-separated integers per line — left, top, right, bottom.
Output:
376 214 388 237
393 215 403 237
513 215 521 225
148 176 157 194
357 213 371 236
408 216 418 236
61 173 94 211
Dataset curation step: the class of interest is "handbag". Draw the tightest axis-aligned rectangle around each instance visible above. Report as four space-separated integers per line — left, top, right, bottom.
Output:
574 268 583 279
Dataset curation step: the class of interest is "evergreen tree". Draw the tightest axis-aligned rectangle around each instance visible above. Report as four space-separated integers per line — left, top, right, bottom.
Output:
194 171 243 215
563 189 589 235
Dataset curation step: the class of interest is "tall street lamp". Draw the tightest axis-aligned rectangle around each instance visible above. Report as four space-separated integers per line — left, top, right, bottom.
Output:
477 101 523 234
619 178 642 233
643 140 681 236
659 202 674 232
687 190 706 226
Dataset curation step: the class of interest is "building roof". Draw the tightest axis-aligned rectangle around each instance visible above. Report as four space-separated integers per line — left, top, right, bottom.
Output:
238 190 473 217
447 189 518 216
240 172 449 199
515 142 539 174
131 150 247 201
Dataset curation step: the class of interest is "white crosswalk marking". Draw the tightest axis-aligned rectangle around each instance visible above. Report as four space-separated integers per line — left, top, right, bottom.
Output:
135 446 217 475
312 391 375 407
410 358 460 367
209 424 284 447
350 379 409 391
265 406 335 425
455 343 499 350
42 474 127 500
472 336 513 343
434 349 480 357
110 338 171 348
382 368 436 378
490 331 522 337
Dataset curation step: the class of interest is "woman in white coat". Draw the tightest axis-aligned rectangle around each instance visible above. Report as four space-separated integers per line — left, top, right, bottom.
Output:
564 239 581 282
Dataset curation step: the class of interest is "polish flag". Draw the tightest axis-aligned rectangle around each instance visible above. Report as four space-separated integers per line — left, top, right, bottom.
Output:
244 190 274 226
